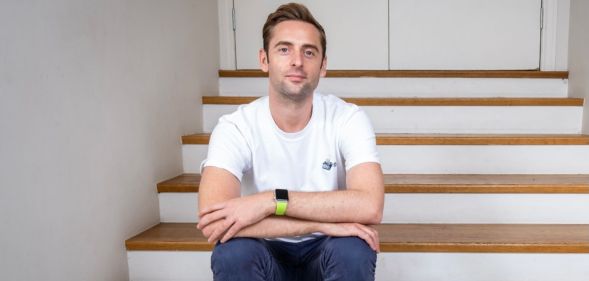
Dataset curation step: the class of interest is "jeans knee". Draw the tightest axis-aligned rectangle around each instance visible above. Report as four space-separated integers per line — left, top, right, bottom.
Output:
323 236 376 263
321 237 377 281
211 238 272 279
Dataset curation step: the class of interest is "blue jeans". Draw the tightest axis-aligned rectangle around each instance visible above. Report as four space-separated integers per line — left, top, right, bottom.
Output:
211 236 377 281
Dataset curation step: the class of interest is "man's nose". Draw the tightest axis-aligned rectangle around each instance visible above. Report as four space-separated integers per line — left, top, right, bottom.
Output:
290 50 303 67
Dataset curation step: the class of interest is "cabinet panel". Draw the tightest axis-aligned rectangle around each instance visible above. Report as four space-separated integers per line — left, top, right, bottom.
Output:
234 0 389 70
389 0 541 70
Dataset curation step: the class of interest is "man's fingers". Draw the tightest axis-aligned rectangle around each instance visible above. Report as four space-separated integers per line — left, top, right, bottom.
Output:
362 225 379 252
197 210 226 229
220 222 242 243
199 202 225 217
207 219 233 243
355 228 377 252
350 224 379 252
320 223 380 252
359 225 379 252
200 225 213 238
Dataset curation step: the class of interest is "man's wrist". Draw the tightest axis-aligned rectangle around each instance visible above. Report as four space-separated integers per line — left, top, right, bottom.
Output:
266 191 276 216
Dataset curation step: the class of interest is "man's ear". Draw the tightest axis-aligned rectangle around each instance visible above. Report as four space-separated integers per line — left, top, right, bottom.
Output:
259 49 269 72
320 56 327 77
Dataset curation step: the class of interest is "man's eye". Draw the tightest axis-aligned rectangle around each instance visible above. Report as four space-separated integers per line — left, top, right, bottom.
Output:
304 50 316 57
278 47 289 53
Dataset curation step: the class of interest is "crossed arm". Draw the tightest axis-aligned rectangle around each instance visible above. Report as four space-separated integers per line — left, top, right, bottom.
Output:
197 162 385 251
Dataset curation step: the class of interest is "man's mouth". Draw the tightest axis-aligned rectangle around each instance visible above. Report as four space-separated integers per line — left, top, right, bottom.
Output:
285 73 307 82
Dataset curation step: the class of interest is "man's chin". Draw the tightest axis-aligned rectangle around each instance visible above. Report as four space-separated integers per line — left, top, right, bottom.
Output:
277 84 313 100
279 90 312 102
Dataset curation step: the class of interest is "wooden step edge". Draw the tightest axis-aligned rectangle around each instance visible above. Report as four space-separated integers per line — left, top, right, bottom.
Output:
376 134 589 145
125 223 589 253
182 134 210 144
125 240 214 251
124 239 588 253
219 70 569 79
203 96 584 106
379 243 589 253
182 134 589 145
387 184 589 194
157 174 589 194
158 174 201 193
376 224 589 253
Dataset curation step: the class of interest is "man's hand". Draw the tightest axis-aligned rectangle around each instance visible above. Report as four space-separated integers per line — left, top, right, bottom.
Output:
319 223 380 252
199 219 226 243
197 191 274 243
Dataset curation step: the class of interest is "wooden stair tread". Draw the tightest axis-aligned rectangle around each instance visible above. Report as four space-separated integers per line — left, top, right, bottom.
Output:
218 70 569 79
182 133 589 145
125 223 589 253
158 174 201 193
158 174 589 194
203 96 583 106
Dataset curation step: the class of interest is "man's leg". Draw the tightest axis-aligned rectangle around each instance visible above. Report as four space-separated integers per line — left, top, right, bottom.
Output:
304 236 377 281
211 237 281 281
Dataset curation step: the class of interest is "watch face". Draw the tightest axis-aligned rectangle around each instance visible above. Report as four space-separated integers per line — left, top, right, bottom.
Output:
275 189 289 200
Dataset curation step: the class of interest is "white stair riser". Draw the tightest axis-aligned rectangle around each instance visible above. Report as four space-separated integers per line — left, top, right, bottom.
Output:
219 77 569 98
183 145 589 174
203 105 583 134
128 251 212 281
128 251 589 281
159 193 589 224
378 253 589 281
160 193 198 223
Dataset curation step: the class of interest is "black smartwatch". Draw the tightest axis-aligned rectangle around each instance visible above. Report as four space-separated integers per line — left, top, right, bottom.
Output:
274 189 289 216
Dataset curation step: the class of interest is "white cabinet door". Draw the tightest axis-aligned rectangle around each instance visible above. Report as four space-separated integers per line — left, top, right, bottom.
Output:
234 0 389 70
389 0 541 70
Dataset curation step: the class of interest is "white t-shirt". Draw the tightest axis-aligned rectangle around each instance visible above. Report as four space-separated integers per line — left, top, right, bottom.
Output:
201 92 379 241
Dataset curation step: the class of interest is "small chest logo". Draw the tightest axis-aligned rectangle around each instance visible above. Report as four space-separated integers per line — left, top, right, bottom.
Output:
322 159 336 171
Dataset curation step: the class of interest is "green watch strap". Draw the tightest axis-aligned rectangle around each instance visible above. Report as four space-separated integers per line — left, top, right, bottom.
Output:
275 200 287 216
274 189 288 216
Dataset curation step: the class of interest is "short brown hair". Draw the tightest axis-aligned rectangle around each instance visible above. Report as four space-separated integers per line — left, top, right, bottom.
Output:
262 3 326 60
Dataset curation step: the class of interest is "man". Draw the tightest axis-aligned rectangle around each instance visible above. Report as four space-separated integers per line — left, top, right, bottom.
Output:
197 3 384 281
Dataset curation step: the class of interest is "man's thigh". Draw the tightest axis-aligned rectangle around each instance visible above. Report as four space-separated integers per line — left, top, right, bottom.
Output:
211 236 376 281
303 236 377 281
211 238 288 281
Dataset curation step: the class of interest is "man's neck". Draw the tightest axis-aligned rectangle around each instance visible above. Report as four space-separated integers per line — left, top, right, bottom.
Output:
269 91 314 133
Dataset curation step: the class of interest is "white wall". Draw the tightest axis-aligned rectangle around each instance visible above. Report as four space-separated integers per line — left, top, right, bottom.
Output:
568 0 589 132
0 0 218 280
219 1 570 70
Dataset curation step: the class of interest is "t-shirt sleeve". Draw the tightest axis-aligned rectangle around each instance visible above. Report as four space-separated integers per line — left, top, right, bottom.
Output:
200 121 252 182
339 108 380 171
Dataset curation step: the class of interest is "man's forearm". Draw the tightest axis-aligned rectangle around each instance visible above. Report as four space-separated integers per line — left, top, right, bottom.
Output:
235 216 320 238
285 189 382 224
241 164 384 225
203 216 381 252
202 216 320 242
285 162 384 224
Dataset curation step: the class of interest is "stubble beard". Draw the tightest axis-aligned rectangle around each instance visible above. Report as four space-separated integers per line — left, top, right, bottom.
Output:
276 79 316 103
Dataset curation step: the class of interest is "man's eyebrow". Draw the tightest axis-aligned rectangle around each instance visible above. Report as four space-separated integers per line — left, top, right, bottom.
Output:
273 41 294 48
302 44 320 52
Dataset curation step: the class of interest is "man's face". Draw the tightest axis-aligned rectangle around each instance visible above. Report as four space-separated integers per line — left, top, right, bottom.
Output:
260 20 327 102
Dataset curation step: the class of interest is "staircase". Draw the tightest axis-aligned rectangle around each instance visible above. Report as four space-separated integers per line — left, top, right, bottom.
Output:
125 70 589 281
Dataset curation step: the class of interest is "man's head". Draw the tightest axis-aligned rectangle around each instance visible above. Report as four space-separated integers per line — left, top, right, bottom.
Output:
260 3 327 102
263 3 327 62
